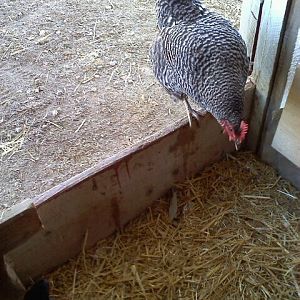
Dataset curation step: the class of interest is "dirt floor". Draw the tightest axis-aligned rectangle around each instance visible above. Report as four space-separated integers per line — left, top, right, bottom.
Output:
0 0 242 209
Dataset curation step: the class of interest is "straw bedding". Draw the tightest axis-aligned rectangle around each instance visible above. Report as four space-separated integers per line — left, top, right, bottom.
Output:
48 152 300 299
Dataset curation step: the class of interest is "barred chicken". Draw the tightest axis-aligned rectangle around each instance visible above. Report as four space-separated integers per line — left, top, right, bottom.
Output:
150 0 249 149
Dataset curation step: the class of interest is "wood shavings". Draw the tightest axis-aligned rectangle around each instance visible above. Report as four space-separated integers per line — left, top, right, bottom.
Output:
48 153 300 299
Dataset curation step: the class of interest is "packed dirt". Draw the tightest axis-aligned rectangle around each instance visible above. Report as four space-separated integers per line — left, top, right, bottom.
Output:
0 0 242 209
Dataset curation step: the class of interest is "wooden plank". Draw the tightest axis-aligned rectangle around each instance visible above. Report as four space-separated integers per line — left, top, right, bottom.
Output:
272 64 300 167
280 28 300 108
0 204 43 254
260 0 300 190
0 205 42 300
239 0 262 59
246 0 289 151
1 84 254 285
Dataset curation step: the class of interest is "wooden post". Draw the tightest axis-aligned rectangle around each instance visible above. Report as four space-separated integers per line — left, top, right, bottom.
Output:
240 0 290 151
259 0 300 190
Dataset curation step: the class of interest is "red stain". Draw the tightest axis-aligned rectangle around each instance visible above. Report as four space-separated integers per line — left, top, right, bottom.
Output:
112 162 123 188
125 161 131 178
111 158 132 188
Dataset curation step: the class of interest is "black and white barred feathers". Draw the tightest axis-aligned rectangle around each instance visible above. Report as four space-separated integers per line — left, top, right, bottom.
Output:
150 0 249 144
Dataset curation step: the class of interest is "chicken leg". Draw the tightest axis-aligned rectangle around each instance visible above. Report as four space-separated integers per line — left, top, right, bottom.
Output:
183 98 206 127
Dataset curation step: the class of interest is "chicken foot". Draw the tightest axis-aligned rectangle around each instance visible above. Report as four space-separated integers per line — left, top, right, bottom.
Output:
183 98 206 127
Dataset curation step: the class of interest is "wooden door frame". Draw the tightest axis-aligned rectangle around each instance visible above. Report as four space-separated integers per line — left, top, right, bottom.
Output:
240 0 291 151
259 0 300 189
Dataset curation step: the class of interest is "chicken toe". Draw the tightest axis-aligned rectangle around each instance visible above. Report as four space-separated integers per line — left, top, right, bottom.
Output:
184 99 206 127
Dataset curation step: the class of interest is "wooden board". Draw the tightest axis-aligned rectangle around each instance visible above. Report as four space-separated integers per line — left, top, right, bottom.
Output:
1 84 254 286
0 257 25 300
0 204 42 254
272 65 300 167
0 205 41 299
280 28 300 108
246 0 289 151
260 0 300 190
239 0 262 59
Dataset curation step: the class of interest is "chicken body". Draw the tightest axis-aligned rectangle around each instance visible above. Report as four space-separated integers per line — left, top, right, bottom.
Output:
150 0 249 144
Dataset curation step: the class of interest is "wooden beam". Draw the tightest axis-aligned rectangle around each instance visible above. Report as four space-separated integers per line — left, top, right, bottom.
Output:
246 0 289 151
